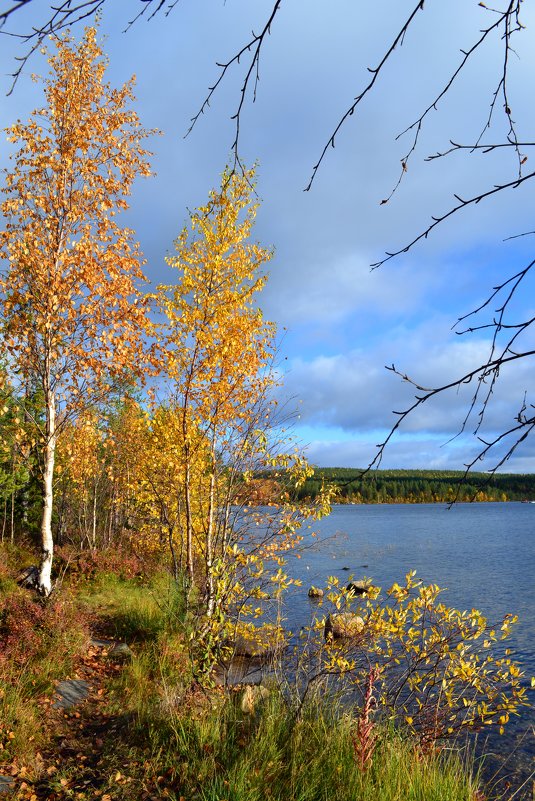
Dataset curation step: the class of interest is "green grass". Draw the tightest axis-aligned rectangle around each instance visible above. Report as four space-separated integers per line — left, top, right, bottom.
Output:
78 569 185 641
98 685 481 801
0 583 88 762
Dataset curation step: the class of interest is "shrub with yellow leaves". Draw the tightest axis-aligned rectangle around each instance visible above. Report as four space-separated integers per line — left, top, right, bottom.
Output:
300 571 530 749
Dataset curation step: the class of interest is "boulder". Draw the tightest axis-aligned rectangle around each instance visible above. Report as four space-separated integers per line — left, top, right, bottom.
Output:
214 654 264 686
346 580 373 596
325 612 365 640
241 684 270 714
107 642 134 662
90 637 116 649
16 565 39 588
232 626 285 659
0 776 14 795
308 585 324 598
53 679 90 709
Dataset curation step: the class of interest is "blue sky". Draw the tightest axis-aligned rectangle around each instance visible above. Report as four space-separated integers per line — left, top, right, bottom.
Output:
1 0 535 471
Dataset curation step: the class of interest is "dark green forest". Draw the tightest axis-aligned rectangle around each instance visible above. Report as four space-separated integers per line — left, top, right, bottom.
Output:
293 468 535 504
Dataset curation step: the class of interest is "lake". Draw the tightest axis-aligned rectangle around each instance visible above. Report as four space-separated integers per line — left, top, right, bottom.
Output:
280 502 534 797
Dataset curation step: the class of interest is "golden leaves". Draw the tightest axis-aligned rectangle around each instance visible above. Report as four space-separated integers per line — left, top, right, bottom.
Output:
316 572 529 747
0 24 157 406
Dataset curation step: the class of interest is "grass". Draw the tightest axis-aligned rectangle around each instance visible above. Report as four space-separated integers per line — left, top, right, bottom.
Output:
0 545 487 801
92 682 481 801
78 569 185 641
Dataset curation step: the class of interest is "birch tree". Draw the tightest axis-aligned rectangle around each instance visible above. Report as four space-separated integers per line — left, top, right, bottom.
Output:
0 27 154 594
157 167 277 614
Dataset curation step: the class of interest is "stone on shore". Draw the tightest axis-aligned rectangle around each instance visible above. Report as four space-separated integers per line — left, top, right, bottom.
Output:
232 626 285 659
241 684 270 714
0 776 14 795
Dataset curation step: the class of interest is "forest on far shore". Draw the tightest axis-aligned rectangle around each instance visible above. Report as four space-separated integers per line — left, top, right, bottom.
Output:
283 468 535 505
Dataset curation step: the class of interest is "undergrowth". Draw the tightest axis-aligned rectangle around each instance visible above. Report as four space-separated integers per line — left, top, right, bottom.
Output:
0 544 488 800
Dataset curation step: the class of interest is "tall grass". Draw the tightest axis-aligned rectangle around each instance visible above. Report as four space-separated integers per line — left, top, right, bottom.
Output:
116 685 482 801
78 569 185 641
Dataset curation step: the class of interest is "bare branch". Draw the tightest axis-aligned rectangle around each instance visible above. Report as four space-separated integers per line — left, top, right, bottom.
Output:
186 1 282 177
370 348 535 473
0 0 32 28
371 169 535 269
304 0 426 192
1 0 178 93
426 140 535 161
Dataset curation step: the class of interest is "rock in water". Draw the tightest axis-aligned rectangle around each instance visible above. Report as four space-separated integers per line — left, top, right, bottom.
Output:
308 586 324 598
233 627 285 659
325 613 365 640
346 580 373 596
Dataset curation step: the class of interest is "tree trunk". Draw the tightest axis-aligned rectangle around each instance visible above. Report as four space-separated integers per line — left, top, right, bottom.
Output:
184 443 194 585
39 390 56 596
91 479 98 550
205 468 216 617
10 488 15 544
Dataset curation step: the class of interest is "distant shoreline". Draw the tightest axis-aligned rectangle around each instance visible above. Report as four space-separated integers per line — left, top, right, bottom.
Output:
296 467 535 504
244 467 535 505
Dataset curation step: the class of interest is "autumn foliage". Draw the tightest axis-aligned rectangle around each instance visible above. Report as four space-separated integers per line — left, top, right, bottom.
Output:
0 27 155 592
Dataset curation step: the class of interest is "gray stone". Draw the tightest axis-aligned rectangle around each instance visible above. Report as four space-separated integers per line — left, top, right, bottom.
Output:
89 637 116 648
53 679 90 709
16 565 39 588
325 612 365 640
233 630 285 659
107 642 134 662
0 776 14 795
214 655 265 686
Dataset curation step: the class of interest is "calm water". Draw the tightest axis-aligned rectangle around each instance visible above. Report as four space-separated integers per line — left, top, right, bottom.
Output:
280 503 534 796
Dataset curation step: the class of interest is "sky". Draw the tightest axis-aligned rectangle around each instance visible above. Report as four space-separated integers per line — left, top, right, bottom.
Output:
1 0 535 472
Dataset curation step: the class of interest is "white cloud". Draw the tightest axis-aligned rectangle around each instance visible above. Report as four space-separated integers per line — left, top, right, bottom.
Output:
2 0 535 473
281 320 535 444
303 433 535 473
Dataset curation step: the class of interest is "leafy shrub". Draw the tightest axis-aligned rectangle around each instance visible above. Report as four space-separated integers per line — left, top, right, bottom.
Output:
0 588 88 674
54 544 147 582
301 571 530 748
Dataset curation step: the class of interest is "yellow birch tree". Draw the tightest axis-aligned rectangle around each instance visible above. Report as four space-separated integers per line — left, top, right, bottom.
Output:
0 27 155 594
157 167 277 614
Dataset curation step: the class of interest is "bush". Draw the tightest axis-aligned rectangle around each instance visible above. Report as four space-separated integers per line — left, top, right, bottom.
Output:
303 571 530 748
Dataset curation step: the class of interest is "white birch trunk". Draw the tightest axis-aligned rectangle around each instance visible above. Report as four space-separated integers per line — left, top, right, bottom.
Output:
39 390 56 596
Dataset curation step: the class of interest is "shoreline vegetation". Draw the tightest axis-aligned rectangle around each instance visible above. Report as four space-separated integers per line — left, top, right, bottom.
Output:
0 542 506 801
243 468 535 506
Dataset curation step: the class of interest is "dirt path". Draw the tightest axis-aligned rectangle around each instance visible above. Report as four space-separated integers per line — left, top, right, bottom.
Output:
6 638 147 801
